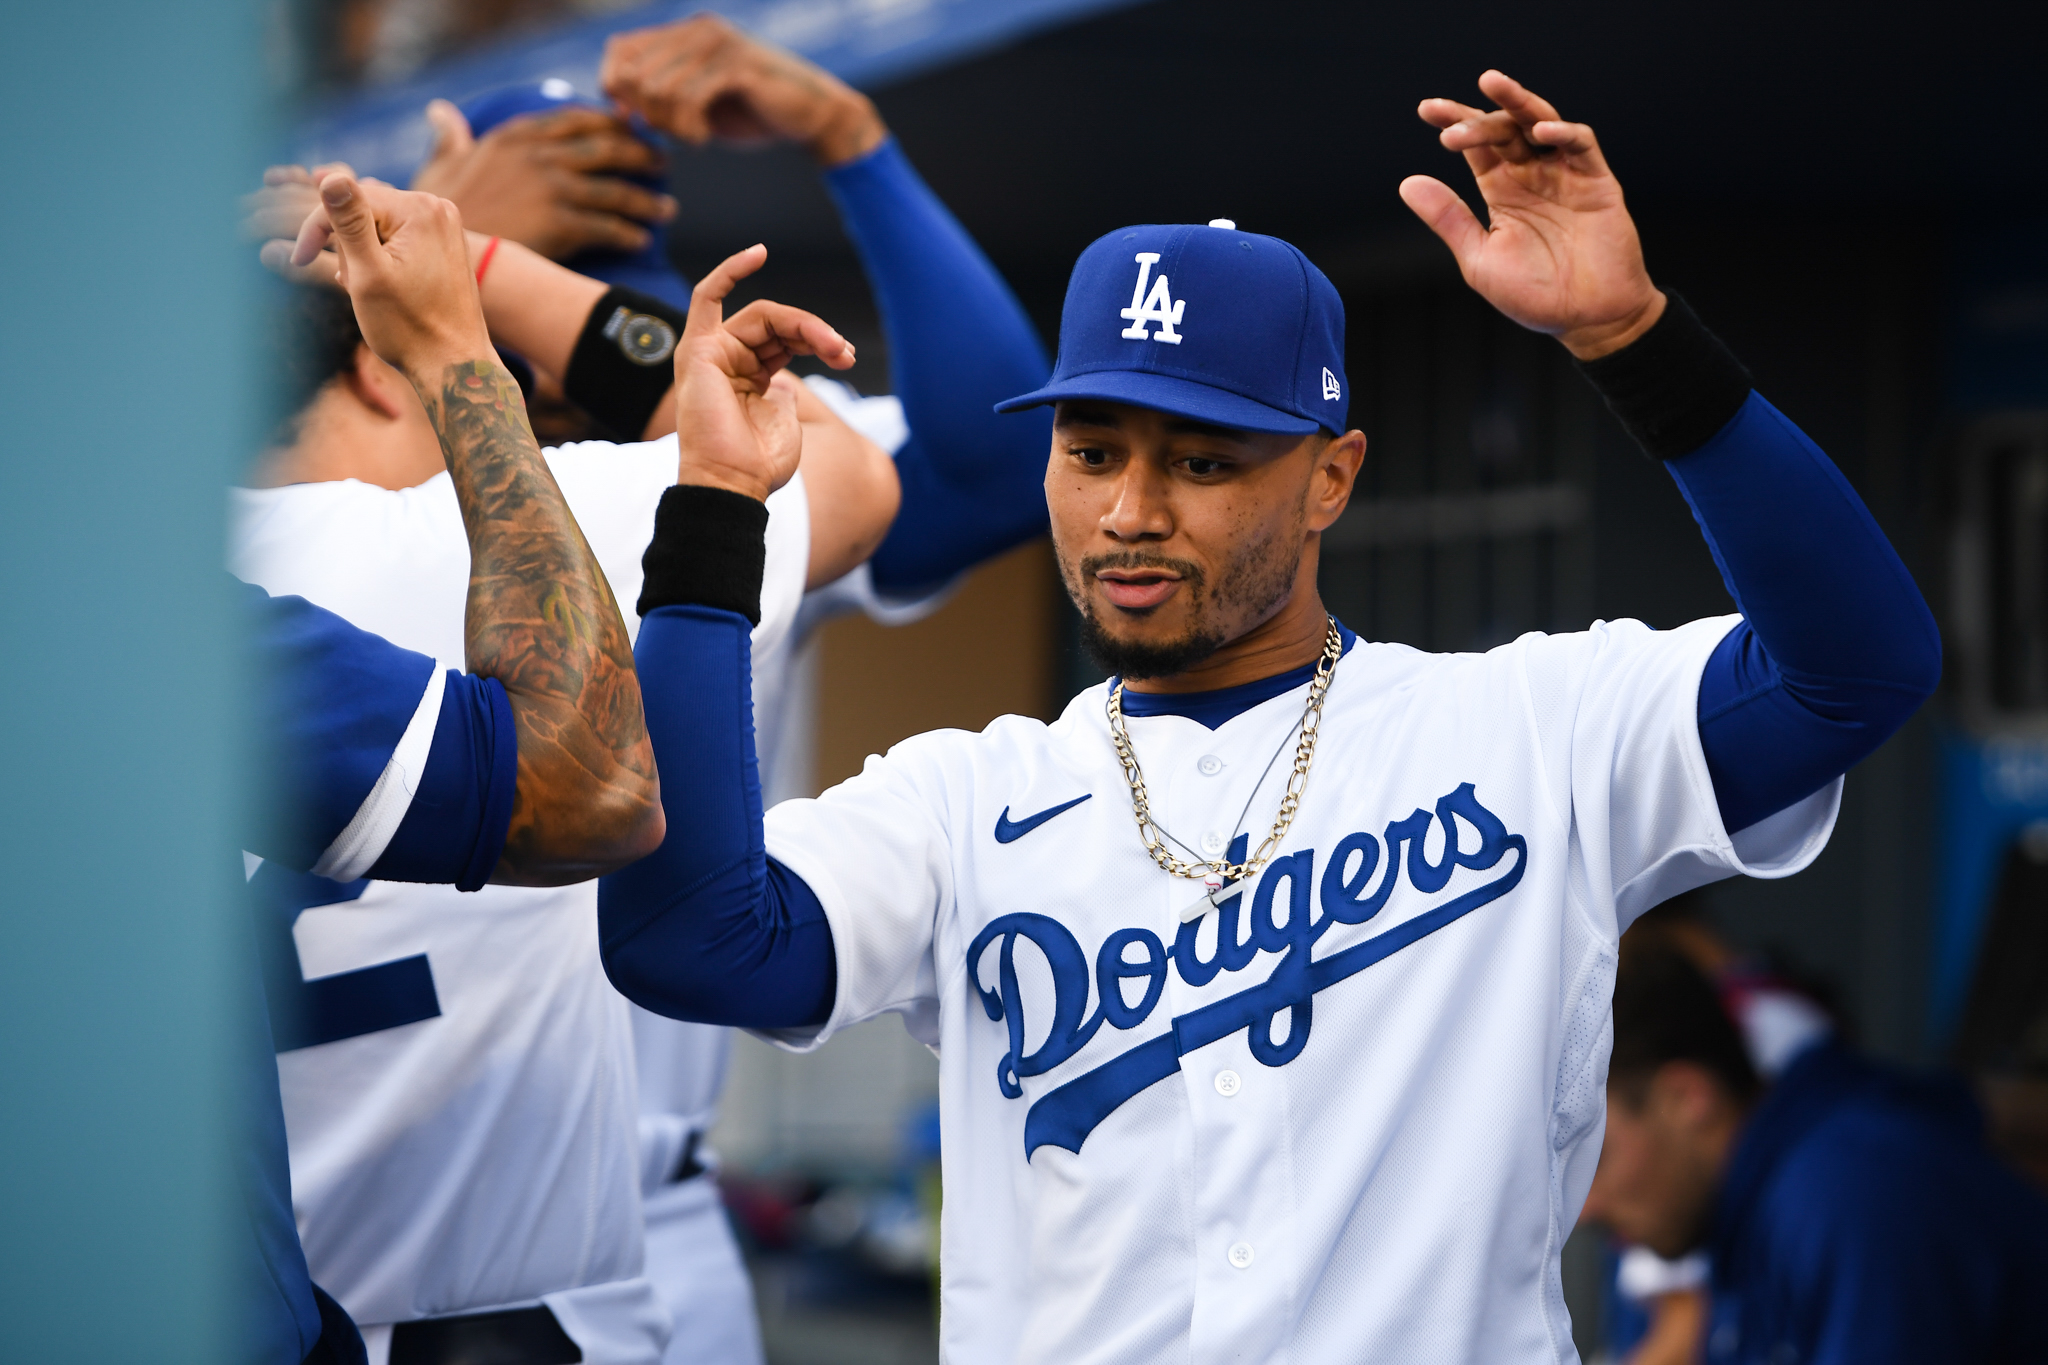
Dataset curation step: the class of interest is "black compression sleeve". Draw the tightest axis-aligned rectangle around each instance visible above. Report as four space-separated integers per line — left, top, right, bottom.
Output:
637 484 769 624
1574 292 1753 459
564 286 686 441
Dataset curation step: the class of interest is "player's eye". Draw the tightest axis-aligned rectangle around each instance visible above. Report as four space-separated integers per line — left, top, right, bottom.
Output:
1182 456 1227 477
1071 445 1111 468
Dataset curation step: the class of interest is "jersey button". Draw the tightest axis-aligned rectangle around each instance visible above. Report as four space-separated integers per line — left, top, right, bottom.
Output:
1200 830 1227 856
1197 754 1224 776
1214 1069 1242 1097
1227 1241 1255 1269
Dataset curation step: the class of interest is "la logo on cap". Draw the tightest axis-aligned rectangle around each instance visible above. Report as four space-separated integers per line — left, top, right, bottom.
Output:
1119 253 1185 345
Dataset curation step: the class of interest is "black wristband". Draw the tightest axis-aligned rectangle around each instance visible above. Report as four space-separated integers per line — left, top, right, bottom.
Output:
564 286 687 442
1573 292 1753 460
637 484 769 625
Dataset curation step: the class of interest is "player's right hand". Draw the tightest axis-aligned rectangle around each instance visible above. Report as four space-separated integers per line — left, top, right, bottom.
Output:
285 171 493 384
410 100 676 260
671 244 856 502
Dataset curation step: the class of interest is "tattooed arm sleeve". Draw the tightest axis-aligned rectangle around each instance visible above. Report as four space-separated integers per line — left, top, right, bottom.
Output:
421 359 665 884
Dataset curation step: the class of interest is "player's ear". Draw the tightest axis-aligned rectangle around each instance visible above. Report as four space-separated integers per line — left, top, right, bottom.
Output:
1305 429 1365 534
347 342 413 422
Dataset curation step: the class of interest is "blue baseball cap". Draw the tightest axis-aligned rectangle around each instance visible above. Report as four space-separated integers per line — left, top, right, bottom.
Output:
996 221 1348 436
451 80 692 313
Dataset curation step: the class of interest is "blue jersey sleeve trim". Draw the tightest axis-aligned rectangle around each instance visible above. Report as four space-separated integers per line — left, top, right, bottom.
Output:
242 578 437 870
367 671 516 890
599 605 836 1028
1680 392 1941 832
823 137 1054 592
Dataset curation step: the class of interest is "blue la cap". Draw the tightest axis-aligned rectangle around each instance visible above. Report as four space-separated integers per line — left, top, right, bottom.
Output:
996 222 1348 435
452 81 692 313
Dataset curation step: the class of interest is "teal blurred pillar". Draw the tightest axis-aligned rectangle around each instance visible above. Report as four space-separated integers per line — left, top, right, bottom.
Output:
0 0 256 1358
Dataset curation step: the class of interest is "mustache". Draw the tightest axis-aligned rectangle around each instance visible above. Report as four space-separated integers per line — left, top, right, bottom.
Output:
1078 551 1206 586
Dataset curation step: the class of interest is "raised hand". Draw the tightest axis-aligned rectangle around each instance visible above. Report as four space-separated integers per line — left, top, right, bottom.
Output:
601 14 886 167
670 244 857 501
410 100 676 260
285 170 491 383
1399 71 1664 359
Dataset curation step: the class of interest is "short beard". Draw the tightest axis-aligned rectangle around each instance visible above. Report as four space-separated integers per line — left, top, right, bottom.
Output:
1061 511 1306 682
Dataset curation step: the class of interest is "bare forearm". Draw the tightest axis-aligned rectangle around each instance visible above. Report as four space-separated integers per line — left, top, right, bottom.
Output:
416 358 662 881
472 233 609 380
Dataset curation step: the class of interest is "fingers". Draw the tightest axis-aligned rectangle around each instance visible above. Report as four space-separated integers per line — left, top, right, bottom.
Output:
1476 70 1562 129
682 243 768 340
308 171 389 282
1398 175 1487 275
559 171 675 224
551 205 657 254
523 108 666 174
423 99 475 163
724 299 856 373
1529 119 1602 163
259 238 344 290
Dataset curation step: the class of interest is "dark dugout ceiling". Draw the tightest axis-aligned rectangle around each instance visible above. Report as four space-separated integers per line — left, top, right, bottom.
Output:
662 0 2044 271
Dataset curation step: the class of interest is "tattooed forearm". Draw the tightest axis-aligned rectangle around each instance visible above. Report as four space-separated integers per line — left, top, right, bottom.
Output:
417 359 662 883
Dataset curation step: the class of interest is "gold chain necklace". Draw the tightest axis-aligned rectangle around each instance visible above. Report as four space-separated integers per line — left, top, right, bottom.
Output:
1105 617 1342 888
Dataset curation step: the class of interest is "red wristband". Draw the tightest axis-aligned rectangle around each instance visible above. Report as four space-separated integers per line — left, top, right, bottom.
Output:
474 236 502 286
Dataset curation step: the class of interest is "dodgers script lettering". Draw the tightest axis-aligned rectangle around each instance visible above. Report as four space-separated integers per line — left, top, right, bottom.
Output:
967 782 1527 1156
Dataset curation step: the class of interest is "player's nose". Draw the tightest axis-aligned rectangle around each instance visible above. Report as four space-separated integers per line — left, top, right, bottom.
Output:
1100 461 1173 542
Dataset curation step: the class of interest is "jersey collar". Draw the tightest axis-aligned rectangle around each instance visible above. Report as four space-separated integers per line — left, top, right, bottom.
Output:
1114 620 1358 731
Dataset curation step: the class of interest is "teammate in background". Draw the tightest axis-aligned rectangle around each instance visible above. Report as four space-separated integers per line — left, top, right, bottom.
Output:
242 35 1050 1353
397 20 1054 1363
243 178 865 1360
237 174 668 1364
1585 942 2048 1364
597 72 1942 1362
415 12 1053 596
1590 896 1836 1365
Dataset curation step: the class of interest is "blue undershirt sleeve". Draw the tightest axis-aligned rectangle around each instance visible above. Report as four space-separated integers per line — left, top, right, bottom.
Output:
366 670 517 891
597 604 836 1029
823 138 1053 593
1677 393 1942 833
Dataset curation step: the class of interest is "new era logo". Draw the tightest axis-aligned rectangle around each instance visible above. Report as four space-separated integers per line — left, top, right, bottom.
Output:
1120 253 1185 344
1322 367 1341 402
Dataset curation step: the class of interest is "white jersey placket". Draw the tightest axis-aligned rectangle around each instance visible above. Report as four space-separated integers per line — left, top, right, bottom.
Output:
1144 706 1305 1365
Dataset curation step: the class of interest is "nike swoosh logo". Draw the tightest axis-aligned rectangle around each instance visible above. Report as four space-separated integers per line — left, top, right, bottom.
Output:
995 794 1092 844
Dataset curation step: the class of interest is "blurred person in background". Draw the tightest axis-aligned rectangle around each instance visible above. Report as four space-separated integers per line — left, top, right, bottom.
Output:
1583 939 2048 1364
237 169 668 1363
244 18 1048 1361
395 18 1053 1364
242 169 875 1358
1593 894 1837 1365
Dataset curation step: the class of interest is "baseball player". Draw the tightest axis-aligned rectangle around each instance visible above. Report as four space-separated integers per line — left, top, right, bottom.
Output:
392 25 1055 1363
237 171 669 1363
598 71 1943 1363
242 179 865 1361
241 88 1048 1357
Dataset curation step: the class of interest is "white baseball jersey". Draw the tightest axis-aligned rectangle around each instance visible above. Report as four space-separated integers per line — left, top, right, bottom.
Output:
228 435 811 1357
759 615 1841 1365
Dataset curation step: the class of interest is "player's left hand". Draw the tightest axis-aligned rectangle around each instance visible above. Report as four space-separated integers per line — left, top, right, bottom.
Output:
600 14 886 167
1400 71 1664 360
670 244 857 502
